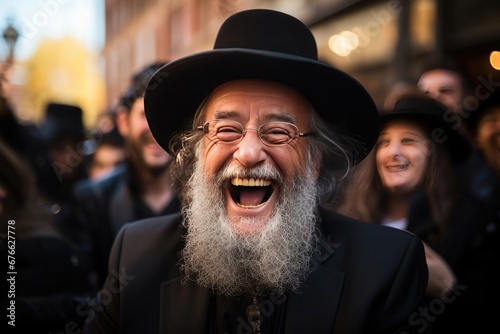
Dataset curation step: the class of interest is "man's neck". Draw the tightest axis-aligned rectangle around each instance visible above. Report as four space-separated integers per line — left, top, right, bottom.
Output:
135 165 175 214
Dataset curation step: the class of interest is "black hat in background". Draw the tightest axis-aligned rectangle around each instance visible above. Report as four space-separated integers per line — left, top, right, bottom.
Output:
144 9 379 164
40 102 85 143
465 90 500 134
379 94 471 163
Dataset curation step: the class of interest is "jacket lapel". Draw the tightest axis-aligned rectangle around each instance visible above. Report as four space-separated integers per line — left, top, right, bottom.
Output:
109 180 135 234
159 277 211 333
284 235 344 334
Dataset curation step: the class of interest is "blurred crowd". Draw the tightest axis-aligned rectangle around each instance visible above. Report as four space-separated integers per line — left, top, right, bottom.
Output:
0 59 181 331
1 48 499 332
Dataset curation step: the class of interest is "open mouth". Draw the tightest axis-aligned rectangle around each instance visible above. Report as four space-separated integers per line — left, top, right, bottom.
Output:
387 164 409 171
229 177 274 208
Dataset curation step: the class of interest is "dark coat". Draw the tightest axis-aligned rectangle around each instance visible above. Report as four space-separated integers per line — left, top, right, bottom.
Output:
83 208 431 334
407 152 500 333
0 234 92 332
73 163 181 288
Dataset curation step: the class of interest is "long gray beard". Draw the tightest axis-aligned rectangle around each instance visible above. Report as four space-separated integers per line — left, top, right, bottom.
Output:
181 158 319 297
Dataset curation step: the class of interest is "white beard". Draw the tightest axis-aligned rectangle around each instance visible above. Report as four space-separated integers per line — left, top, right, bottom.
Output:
181 157 319 297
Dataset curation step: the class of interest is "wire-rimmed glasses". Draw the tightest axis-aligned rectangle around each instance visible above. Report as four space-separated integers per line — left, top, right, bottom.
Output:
197 119 314 146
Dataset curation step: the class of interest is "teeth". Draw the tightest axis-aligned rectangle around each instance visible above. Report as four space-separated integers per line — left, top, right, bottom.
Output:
387 165 408 170
236 203 265 209
231 178 272 186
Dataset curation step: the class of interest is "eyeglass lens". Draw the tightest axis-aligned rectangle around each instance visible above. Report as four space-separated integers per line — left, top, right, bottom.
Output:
203 120 299 146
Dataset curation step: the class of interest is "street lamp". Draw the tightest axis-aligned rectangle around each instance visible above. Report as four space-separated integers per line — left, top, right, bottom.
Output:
3 23 19 61
1 23 19 107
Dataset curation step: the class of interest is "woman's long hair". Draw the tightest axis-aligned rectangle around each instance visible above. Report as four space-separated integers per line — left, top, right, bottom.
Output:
337 118 461 240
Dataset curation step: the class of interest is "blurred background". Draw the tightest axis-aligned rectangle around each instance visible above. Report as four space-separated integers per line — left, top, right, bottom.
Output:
1 0 499 128
0 0 105 127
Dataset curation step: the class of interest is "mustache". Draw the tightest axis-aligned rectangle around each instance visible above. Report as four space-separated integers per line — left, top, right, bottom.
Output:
218 164 284 184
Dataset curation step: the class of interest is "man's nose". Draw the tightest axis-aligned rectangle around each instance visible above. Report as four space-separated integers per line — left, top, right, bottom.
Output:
233 129 267 167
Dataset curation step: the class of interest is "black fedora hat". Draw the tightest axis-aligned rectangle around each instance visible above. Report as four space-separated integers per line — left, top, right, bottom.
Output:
144 9 378 163
40 102 85 143
379 94 470 163
465 90 500 134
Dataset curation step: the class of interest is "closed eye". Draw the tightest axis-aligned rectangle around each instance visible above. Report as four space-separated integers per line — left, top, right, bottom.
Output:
401 138 416 143
217 126 241 133
215 126 242 141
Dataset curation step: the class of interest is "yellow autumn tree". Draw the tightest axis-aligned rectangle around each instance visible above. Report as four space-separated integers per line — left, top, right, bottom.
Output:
24 36 105 127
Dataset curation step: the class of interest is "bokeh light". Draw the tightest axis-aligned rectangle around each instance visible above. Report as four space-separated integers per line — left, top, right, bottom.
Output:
329 31 359 57
490 51 500 70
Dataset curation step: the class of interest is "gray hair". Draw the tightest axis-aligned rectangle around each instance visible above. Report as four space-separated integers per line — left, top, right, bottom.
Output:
169 99 364 208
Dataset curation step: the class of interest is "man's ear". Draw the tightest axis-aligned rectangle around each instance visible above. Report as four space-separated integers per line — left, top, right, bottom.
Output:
115 107 130 137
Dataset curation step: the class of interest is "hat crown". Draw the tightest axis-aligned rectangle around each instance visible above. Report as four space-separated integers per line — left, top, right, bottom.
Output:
380 96 450 130
214 9 318 60
392 96 447 119
41 102 84 142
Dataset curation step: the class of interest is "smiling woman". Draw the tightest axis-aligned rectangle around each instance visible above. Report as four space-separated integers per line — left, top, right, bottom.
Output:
336 92 489 327
337 93 467 240
376 119 431 195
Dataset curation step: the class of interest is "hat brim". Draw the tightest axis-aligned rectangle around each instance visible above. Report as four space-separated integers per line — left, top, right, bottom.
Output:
144 48 379 163
379 110 470 163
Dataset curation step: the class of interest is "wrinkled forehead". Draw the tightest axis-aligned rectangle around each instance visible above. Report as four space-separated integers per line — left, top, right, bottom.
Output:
204 79 311 124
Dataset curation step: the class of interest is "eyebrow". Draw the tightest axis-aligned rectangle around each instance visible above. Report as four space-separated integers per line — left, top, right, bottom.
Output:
212 111 297 124
269 113 296 123
213 111 240 119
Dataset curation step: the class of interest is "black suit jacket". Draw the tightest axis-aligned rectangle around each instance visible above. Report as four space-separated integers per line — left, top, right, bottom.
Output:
407 153 500 332
73 163 181 288
83 208 430 334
